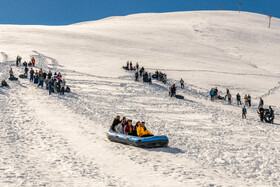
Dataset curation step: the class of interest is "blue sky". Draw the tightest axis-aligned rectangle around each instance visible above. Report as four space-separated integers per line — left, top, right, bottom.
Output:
0 0 278 25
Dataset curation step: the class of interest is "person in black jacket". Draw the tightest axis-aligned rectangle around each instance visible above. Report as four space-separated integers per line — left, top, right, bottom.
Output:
171 84 176 97
247 94 251 107
236 93 241 106
258 107 264 122
47 71 52 79
110 116 121 132
135 71 139 81
24 67 29 77
43 72 47 80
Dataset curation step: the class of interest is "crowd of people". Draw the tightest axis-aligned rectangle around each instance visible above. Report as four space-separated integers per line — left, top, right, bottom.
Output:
209 87 275 122
27 66 69 95
2 56 70 96
111 116 153 137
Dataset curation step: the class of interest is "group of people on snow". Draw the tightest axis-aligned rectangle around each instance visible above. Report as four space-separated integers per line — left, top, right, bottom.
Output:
210 88 252 106
111 116 153 137
16 56 36 67
124 61 138 71
29 69 68 95
152 70 167 84
124 61 187 98
209 87 275 122
3 55 70 96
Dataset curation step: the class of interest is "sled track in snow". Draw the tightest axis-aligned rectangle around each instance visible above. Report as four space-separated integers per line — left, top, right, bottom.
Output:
0 61 123 186
260 81 280 98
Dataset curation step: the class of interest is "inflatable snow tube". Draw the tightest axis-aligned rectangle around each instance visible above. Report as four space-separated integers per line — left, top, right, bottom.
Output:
19 74 27 79
175 95 184 99
107 130 168 148
9 76 18 81
264 109 274 123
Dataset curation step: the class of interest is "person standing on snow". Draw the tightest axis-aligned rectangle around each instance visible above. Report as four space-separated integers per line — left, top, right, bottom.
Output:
247 94 251 107
45 78 49 90
39 68 43 76
31 57 35 66
225 89 229 100
244 94 248 106
242 106 247 119
37 75 44 88
148 73 152 84
170 84 176 97
47 71 52 79
258 98 264 109
228 92 232 104
60 81 65 95
18 56 22 66
210 89 215 101
54 72 57 80
24 66 29 77
9 68 13 77
214 87 218 100
258 106 264 122
43 71 47 80
135 71 139 81
48 78 54 95
16 56 20 67
236 93 241 106
180 78 184 89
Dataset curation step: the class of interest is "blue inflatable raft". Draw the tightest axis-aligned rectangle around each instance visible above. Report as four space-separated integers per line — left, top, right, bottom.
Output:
107 130 169 148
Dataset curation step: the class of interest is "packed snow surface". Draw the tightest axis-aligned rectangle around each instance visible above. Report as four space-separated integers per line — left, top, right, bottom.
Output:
1 11 280 186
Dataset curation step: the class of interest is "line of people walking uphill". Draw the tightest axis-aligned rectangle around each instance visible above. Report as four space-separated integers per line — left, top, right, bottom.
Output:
10 55 71 96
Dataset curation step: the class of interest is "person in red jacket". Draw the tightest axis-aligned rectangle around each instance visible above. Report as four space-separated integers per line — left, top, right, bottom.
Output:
31 57 35 66
124 120 134 135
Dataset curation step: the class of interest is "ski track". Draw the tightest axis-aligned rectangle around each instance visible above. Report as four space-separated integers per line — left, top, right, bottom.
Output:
1 51 280 186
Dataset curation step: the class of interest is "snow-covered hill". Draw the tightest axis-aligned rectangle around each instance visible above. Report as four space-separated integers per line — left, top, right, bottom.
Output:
1 11 280 186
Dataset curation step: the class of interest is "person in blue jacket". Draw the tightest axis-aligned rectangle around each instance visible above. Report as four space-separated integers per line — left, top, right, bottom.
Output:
242 106 247 119
30 68 34 82
210 89 215 101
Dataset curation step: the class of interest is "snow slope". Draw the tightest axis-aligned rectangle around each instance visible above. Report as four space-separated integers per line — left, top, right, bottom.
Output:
1 11 280 186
